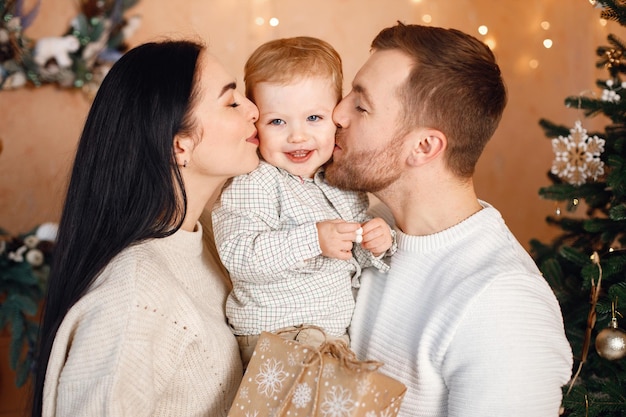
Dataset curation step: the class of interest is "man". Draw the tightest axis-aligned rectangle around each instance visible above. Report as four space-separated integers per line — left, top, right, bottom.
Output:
325 22 573 417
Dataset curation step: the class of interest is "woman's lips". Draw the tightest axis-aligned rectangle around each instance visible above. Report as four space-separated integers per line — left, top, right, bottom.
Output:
246 131 259 146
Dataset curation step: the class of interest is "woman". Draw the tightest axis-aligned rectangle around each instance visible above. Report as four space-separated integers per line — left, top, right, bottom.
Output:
31 39 260 416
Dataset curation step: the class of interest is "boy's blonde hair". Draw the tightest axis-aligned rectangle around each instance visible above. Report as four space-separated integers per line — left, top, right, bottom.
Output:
244 36 343 103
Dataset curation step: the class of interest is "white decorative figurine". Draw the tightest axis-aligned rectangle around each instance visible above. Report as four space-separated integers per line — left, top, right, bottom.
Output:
33 35 80 68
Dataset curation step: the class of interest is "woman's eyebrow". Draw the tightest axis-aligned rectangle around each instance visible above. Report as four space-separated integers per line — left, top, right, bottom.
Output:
219 82 237 98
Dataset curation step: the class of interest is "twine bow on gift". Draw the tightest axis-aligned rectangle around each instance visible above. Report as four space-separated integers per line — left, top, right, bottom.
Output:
275 326 384 416
314 339 383 373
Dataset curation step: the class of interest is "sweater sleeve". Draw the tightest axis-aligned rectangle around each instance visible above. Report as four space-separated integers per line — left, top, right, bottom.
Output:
442 273 573 417
212 172 321 283
51 297 196 417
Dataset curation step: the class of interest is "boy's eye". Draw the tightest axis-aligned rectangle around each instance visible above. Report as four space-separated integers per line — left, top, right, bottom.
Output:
270 119 285 125
307 115 321 122
230 102 240 108
355 105 367 113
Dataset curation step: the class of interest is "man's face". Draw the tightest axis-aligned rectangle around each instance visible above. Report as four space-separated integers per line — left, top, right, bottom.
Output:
325 49 414 192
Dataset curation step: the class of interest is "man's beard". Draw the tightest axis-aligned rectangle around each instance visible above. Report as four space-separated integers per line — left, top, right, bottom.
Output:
326 132 403 193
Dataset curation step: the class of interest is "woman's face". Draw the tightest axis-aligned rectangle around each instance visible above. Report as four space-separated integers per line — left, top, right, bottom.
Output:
188 52 260 180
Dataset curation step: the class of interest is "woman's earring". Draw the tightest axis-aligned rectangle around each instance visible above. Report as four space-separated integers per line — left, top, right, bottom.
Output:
183 160 188 168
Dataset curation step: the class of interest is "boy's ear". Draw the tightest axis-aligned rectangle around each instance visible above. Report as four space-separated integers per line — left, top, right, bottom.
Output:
406 128 446 167
174 135 194 168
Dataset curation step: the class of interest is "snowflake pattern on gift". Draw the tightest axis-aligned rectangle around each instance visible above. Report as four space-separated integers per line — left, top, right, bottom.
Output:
258 337 271 352
320 386 355 417
379 407 395 417
239 386 249 399
292 382 313 408
322 362 335 379
288 351 298 367
551 120 605 185
357 378 372 396
255 358 287 397
244 411 259 417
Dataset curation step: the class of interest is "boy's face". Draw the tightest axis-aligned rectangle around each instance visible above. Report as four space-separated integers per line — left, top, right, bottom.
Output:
252 76 337 178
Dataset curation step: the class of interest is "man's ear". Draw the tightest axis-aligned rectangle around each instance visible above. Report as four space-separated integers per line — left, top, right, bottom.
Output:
174 135 194 168
406 128 446 167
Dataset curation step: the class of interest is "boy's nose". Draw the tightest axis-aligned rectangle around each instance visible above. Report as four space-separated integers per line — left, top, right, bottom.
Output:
288 129 308 143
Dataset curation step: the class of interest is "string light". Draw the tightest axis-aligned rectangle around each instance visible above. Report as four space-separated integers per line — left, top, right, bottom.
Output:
247 3 601 79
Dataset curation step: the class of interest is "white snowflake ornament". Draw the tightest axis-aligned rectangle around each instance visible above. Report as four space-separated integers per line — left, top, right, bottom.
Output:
600 79 626 102
551 120 605 186
602 88 620 102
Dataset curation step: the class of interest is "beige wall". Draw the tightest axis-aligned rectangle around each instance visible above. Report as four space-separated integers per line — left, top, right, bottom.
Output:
0 0 612 249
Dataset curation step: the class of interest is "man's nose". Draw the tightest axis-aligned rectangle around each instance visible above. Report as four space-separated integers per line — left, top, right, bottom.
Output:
332 100 348 129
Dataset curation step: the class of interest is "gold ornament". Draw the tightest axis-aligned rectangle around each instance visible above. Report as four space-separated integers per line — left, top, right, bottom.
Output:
604 48 624 70
595 302 626 361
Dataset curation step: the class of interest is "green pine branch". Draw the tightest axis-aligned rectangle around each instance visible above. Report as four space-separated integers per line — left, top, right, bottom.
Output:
532 2 626 416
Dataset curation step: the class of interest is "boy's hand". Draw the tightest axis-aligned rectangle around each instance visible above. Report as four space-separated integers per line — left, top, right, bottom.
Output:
316 220 362 260
360 217 393 257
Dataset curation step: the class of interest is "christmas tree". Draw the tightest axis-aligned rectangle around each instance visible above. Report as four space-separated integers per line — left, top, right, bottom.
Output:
530 1 626 416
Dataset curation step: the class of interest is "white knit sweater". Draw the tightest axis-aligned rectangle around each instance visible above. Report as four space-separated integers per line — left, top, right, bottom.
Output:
42 223 243 417
350 202 573 417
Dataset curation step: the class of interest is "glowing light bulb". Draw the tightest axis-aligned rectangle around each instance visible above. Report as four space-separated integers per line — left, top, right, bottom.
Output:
421 14 432 23
541 21 550 30
255 17 264 26
543 39 553 49
269 17 279 27
529 59 539 69
478 25 488 35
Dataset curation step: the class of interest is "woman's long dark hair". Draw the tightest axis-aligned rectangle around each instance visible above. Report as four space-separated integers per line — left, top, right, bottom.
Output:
30 39 204 416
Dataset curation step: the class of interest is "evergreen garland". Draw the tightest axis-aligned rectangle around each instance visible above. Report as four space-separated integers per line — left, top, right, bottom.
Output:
0 225 55 387
0 0 140 93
